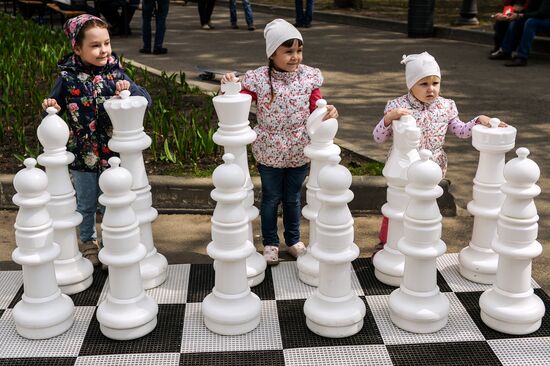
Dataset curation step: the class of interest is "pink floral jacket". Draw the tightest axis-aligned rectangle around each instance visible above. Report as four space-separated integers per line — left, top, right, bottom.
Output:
373 92 479 176
241 64 323 168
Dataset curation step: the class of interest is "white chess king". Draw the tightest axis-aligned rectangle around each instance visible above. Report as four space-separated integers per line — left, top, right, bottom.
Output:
104 89 168 290
212 81 266 287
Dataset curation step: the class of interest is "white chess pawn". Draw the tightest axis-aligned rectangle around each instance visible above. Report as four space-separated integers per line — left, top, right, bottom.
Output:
374 115 420 287
104 89 168 289
96 157 158 340
389 150 449 333
212 81 266 287
11 158 75 339
304 156 366 338
480 148 544 334
37 107 93 294
459 118 517 284
202 153 261 335
298 99 340 287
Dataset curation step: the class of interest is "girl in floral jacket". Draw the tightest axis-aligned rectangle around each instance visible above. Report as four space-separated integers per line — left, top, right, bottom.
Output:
222 19 338 265
371 52 505 256
42 15 151 266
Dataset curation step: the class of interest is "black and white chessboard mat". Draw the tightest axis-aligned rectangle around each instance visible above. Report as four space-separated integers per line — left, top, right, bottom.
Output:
1 253 549 366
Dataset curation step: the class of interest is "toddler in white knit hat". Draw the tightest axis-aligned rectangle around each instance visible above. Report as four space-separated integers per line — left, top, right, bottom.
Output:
220 19 338 265
370 51 506 257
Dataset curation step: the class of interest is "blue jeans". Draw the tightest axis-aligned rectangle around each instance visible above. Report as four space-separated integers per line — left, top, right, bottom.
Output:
502 18 550 59
142 0 170 51
71 170 104 242
257 163 309 247
229 0 253 26
295 0 314 26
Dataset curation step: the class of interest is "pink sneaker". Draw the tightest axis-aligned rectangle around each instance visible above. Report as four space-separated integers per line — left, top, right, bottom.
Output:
263 245 279 265
288 242 307 258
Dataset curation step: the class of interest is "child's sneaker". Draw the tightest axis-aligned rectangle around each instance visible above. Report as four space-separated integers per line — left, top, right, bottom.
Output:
288 242 307 258
263 245 279 265
79 240 100 266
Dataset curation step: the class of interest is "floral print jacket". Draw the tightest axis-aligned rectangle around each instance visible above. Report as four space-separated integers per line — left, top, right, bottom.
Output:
241 64 323 168
48 52 151 172
372 92 478 177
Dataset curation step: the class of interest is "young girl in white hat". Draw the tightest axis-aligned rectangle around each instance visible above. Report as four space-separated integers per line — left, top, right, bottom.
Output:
222 19 338 265
371 51 505 255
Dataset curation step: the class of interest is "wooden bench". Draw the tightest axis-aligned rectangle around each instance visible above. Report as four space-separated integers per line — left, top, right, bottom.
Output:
46 2 86 27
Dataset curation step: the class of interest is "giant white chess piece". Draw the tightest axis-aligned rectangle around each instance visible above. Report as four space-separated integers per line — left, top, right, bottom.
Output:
374 115 420 286
480 148 544 334
459 118 517 284
389 150 449 333
96 157 158 340
37 107 93 295
202 153 261 335
11 158 75 339
304 156 366 338
212 82 266 287
298 99 340 287
104 90 167 289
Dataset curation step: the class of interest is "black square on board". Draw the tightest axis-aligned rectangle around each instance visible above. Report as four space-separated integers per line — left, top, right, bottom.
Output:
187 264 215 303
455 289 550 339
70 267 109 306
276 298 383 349
180 350 285 366
0 358 76 366
79 303 186 355
387 341 502 366
251 266 275 300
352 257 452 295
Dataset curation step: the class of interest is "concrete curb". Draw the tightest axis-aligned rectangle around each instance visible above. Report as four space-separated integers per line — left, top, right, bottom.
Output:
0 172 457 216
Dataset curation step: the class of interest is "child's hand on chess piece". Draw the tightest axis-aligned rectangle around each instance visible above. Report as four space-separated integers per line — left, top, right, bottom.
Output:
383 108 411 126
324 105 339 121
221 72 240 84
476 115 508 127
42 98 61 112
115 80 131 95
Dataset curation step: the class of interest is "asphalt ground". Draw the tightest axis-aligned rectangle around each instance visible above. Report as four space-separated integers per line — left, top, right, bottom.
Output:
1 3 549 290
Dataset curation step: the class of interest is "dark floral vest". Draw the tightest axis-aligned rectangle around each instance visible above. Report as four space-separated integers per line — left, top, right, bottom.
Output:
58 53 124 172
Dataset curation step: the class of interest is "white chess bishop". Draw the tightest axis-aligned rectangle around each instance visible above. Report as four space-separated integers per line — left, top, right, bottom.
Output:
459 118 517 284
298 99 340 287
480 148 545 335
202 153 261 335
212 81 266 287
11 158 75 339
303 156 366 338
37 107 94 295
104 90 168 289
96 157 158 340
389 150 449 333
374 115 420 287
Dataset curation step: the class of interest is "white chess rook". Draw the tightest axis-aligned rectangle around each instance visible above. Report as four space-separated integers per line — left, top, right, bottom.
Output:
374 115 420 287
459 118 517 284
104 90 167 289
298 99 340 287
11 158 75 339
202 154 261 335
389 150 449 333
480 148 545 335
96 157 158 340
37 107 93 295
212 82 265 287
304 156 366 338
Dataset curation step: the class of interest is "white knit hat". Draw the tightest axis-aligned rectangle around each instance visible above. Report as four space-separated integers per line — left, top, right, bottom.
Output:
264 19 303 58
401 52 441 90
